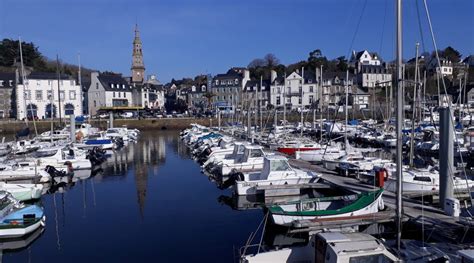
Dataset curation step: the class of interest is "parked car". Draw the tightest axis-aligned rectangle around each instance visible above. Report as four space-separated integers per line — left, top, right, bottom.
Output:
120 112 134 118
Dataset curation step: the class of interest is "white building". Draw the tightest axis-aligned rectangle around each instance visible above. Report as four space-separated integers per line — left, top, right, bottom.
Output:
349 50 382 68
16 72 82 120
270 69 319 110
357 65 392 89
87 72 134 115
426 57 453 76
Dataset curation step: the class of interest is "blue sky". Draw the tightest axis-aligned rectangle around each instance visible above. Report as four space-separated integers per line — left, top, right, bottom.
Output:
0 0 472 83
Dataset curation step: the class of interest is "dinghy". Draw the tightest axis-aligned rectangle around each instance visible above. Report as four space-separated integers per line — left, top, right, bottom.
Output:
267 189 384 226
0 191 45 238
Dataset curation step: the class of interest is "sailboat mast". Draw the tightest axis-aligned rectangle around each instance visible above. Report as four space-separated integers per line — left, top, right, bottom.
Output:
395 0 404 251
345 70 349 146
56 55 62 126
260 75 263 131
409 43 420 168
19 38 38 137
301 67 304 137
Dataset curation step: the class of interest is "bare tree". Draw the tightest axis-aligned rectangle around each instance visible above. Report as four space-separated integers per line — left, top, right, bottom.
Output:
264 53 280 68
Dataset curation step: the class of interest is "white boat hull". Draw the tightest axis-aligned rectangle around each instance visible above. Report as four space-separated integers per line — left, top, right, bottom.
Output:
236 177 314 196
271 195 383 226
0 216 45 238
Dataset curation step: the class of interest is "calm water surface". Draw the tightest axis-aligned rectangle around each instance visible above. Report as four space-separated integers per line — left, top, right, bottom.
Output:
5 131 263 262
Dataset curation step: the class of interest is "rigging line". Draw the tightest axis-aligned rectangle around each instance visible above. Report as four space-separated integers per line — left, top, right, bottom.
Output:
378 0 388 55
415 0 427 53
346 0 369 60
423 0 472 205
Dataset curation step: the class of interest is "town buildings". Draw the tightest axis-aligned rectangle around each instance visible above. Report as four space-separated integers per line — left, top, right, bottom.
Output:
16 72 82 120
211 68 250 112
0 72 16 118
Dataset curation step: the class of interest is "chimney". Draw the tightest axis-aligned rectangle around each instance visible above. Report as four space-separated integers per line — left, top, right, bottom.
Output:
271 70 277 83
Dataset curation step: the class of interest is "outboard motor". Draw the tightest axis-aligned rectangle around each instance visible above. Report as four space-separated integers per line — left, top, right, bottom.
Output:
45 165 67 178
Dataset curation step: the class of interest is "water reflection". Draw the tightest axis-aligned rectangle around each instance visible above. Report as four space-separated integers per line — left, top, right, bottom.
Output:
4 131 262 262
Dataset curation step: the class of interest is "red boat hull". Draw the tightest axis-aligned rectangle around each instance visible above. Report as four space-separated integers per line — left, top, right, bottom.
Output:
277 147 321 155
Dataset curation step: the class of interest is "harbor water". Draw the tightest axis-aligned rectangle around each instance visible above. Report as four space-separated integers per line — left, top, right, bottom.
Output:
4 131 262 262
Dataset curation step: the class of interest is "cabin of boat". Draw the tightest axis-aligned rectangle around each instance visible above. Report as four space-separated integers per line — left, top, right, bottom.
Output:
242 232 399 263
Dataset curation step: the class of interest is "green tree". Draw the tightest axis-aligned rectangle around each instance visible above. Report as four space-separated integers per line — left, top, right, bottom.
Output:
0 38 49 71
440 46 462 63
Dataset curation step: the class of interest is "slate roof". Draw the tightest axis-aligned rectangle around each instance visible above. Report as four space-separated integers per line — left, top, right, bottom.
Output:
0 72 15 88
28 72 72 80
243 79 271 92
360 65 390 74
97 73 133 91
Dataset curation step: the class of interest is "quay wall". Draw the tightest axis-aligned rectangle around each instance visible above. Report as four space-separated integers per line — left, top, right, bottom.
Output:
0 118 217 135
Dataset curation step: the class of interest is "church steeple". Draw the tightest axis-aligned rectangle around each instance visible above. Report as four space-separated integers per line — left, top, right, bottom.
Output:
131 24 145 83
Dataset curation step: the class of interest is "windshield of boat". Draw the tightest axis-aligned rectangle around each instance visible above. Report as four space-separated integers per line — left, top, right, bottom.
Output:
270 160 291 172
349 254 394 263
34 149 58 158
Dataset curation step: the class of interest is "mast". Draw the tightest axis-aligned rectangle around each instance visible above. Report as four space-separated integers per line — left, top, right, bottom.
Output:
320 65 323 142
283 73 287 128
19 38 38 137
345 70 349 147
300 67 304 137
78 53 82 119
260 75 263 132
56 55 62 126
409 43 420 168
395 0 404 251
313 68 316 130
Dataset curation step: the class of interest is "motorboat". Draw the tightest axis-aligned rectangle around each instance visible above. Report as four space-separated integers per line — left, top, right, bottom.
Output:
234 155 319 196
0 182 43 201
241 231 399 263
277 141 321 155
218 145 266 176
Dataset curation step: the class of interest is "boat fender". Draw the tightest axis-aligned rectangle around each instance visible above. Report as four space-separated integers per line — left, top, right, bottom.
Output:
64 161 74 173
378 198 385 211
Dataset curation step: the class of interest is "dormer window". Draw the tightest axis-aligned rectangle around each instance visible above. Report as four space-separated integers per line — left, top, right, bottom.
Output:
123 84 125 89
111 84 114 88
0 80 3 87
235 79 239 84
215 80 219 85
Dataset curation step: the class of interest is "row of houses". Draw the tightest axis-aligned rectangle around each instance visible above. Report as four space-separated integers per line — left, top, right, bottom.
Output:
0 70 166 120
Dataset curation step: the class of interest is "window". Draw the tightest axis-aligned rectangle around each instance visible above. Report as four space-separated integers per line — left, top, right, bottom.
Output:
270 160 291 171
24 90 31 100
35 90 43 100
287 87 290 94
309 95 314 104
94 100 97 107
299 97 302 104
96 83 99 89
299 87 302 93
69 91 76 100
47 90 53 100
113 92 116 98
309 86 314 92
111 84 114 88
144 93 147 98
64 104 75 115
59 91 65 100
277 87 281 93
48 80 51 86
123 92 126 97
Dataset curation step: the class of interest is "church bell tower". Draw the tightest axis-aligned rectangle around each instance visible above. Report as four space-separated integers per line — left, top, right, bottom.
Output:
131 24 145 83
